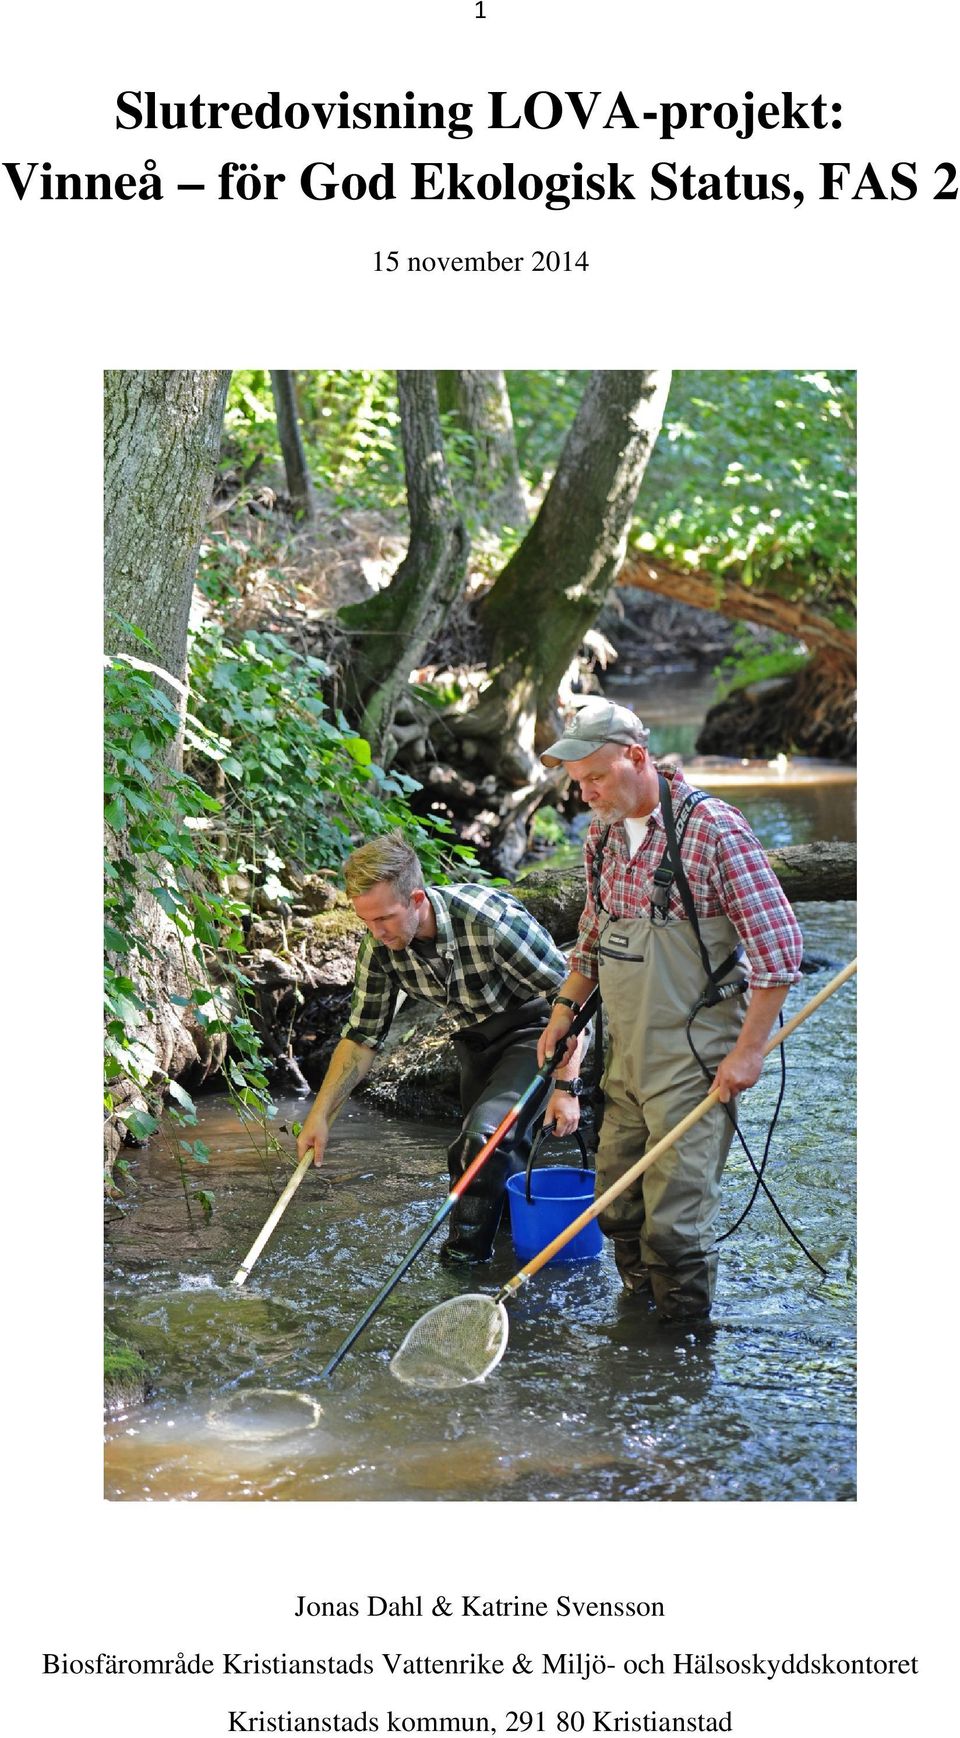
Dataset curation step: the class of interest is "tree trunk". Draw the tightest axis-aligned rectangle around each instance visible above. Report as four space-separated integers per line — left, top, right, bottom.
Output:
339 370 469 761
436 369 528 529
271 369 316 523
103 370 231 1174
619 552 856 671
465 371 671 781
104 370 231 694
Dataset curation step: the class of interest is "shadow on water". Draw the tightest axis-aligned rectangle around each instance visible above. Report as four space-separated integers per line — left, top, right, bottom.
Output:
104 904 856 1503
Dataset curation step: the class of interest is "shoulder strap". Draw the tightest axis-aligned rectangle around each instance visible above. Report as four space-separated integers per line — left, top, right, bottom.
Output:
655 773 745 998
591 825 611 915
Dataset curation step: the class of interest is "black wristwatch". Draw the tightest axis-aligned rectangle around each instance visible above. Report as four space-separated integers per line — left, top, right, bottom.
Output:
551 995 581 1014
553 1078 583 1096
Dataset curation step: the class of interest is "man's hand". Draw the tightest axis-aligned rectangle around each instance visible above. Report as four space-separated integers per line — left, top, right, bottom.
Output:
544 1087 581 1138
711 984 791 1103
711 1042 766 1104
537 1011 575 1070
297 1110 330 1168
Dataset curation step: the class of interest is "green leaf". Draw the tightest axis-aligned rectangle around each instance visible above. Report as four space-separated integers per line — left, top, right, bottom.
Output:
192 1189 215 1221
122 1109 160 1141
167 1081 197 1115
151 886 183 917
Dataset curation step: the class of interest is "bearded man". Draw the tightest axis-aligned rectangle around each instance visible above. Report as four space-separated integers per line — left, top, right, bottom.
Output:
536 698 803 1321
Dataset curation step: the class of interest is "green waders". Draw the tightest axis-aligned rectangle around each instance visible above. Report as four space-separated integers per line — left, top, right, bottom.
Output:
596 909 745 1321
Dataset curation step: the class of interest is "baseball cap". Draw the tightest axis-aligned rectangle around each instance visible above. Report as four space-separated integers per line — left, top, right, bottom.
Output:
541 697 649 766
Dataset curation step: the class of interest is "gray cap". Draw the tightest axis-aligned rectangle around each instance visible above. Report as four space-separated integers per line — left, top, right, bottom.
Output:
541 697 649 766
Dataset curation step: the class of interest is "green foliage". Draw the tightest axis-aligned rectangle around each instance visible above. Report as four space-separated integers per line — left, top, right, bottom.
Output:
222 371 856 631
186 621 473 882
713 628 811 700
104 630 272 1192
105 617 478 1189
633 370 856 611
530 805 566 846
224 369 405 511
508 369 856 628
297 370 404 506
223 371 279 475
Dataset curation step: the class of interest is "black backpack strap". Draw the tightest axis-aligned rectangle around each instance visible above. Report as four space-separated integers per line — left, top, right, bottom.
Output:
650 786 706 923
591 824 611 916
656 773 746 1004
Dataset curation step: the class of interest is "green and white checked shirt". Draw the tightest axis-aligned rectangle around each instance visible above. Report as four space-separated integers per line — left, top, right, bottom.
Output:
342 883 568 1049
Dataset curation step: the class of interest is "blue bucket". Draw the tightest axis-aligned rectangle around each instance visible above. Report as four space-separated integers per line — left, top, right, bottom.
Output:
506 1165 603 1264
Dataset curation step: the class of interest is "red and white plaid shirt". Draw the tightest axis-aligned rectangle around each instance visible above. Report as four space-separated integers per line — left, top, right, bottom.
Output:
569 764 804 989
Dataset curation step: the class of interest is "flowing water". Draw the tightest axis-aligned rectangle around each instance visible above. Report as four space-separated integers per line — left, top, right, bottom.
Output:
105 894 856 1504
106 671 855 1502
607 670 857 847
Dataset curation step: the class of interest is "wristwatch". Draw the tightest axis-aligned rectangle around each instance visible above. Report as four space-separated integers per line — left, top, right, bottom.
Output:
552 1078 583 1096
551 995 581 1014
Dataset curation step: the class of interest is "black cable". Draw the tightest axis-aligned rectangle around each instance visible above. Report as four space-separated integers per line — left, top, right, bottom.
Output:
685 1006 827 1277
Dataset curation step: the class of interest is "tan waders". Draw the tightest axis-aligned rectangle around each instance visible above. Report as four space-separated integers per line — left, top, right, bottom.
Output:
596 911 745 1320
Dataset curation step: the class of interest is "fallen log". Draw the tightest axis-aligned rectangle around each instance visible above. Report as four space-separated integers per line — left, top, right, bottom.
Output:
515 841 856 942
619 552 856 671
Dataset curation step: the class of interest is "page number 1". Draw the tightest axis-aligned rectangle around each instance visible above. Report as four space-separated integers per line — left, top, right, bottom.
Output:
475 2 486 15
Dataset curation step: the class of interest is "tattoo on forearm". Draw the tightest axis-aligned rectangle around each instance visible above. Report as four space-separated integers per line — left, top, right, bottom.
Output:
325 1058 366 1117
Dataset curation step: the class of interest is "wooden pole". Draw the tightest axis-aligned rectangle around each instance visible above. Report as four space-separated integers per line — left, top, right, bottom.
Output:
231 1151 315 1287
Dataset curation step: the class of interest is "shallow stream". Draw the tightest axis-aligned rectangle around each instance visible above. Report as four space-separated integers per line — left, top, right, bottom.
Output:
105 898 856 1505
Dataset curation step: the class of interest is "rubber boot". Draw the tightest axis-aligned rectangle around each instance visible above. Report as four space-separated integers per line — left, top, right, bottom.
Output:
439 1129 518 1265
647 1251 717 1323
612 1236 652 1298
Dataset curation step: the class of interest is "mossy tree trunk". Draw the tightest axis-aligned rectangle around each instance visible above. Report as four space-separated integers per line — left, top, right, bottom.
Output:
339 370 468 762
103 370 231 1175
271 369 316 523
465 370 671 781
436 369 528 530
104 370 231 705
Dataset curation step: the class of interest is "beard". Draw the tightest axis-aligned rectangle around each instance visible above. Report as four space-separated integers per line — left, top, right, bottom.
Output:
588 798 628 825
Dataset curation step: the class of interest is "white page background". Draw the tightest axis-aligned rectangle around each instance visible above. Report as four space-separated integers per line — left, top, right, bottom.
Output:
4 2 953 1733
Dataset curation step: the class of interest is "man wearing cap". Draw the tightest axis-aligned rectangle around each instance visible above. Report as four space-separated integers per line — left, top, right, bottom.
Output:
536 698 803 1321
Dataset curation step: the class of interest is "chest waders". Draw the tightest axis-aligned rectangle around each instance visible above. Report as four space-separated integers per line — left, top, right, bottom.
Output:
441 997 554 1265
593 777 747 1321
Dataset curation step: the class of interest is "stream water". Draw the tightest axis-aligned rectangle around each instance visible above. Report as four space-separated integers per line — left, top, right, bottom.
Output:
104 905 856 1504
106 673 856 1502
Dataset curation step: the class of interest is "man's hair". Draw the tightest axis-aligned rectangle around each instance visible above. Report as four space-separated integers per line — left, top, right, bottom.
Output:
344 830 425 901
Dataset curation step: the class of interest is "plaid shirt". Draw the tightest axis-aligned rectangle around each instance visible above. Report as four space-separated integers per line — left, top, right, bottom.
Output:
569 765 803 989
343 883 568 1049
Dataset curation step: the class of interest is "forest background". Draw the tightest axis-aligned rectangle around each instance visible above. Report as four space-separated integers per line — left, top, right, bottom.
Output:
103 366 856 1205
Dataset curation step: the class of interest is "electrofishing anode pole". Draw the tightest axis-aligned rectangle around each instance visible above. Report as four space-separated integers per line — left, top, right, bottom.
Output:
319 987 600 1379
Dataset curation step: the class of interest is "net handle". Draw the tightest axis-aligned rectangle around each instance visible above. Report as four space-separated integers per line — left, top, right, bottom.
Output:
500 959 857 1297
320 988 601 1378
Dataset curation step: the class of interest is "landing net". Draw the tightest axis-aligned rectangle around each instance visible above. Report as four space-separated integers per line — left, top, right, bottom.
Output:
390 1294 509 1389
